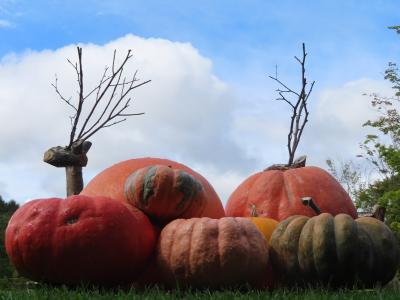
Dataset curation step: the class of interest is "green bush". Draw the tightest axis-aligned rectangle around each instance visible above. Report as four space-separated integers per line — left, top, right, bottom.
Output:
0 196 19 278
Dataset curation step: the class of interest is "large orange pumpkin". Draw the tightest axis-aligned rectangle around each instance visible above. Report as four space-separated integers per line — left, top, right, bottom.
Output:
81 157 225 219
225 166 357 221
5 195 156 285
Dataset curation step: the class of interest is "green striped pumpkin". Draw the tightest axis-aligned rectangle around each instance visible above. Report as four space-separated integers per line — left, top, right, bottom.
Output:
124 165 205 222
269 213 400 288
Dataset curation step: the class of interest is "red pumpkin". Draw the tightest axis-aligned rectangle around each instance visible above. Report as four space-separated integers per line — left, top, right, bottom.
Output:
5 195 156 285
81 157 225 219
225 166 357 221
124 165 206 222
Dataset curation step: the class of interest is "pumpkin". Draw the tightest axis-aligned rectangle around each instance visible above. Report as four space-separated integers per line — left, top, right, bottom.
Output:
245 205 280 289
5 195 156 285
269 213 400 287
157 217 270 289
124 165 206 222
247 204 279 242
225 166 358 221
81 157 225 219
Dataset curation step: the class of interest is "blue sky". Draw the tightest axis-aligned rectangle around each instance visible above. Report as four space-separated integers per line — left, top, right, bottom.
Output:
0 0 399 203
2 1 399 83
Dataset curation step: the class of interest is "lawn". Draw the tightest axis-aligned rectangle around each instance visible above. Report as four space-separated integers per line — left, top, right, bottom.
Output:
0 278 398 300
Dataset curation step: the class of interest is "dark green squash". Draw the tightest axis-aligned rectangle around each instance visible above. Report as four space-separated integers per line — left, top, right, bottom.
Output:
269 212 400 287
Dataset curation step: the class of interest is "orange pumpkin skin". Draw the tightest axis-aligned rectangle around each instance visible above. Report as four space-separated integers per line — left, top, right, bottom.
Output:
246 215 279 289
124 165 206 222
81 157 225 219
247 217 279 243
225 166 358 221
5 195 156 285
157 217 270 289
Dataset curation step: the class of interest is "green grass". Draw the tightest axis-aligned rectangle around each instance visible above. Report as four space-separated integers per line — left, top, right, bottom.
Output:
0 278 398 300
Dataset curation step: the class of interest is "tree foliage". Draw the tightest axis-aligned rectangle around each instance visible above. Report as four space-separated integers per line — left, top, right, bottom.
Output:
355 26 400 238
325 158 368 201
0 196 19 278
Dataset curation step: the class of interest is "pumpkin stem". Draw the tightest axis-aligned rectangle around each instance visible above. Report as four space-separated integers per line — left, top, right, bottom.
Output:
249 204 258 217
301 197 321 215
264 155 307 171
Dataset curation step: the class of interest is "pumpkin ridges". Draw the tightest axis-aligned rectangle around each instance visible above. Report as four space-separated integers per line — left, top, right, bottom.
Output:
174 176 206 220
165 219 184 277
333 214 359 282
141 166 157 206
311 214 337 280
175 170 203 211
161 167 177 214
189 218 219 286
280 216 308 278
270 213 400 287
157 217 270 288
171 219 194 280
125 165 206 221
356 217 400 285
218 218 247 277
240 217 270 284
297 216 316 281
186 218 197 281
146 166 170 214
253 171 284 218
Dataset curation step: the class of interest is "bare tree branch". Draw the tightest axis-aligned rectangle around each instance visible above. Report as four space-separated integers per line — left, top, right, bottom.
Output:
51 76 77 112
52 46 150 148
68 47 84 148
46 46 150 196
269 43 315 166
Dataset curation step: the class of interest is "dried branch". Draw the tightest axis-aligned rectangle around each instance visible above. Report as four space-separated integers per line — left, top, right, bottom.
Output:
269 43 315 166
68 47 84 148
52 46 150 149
51 77 77 112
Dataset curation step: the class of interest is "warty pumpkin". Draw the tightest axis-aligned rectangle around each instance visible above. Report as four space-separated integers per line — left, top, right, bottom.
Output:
225 165 358 221
124 164 206 222
81 157 225 219
157 217 270 289
5 195 156 285
269 212 400 287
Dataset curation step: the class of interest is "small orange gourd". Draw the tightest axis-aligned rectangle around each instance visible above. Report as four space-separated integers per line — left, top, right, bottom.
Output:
247 204 279 242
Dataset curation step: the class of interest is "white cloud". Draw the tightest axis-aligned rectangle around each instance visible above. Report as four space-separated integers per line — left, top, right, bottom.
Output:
226 78 394 173
186 163 246 203
0 35 394 206
303 78 394 166
0 19 13 28
0 35 255 204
